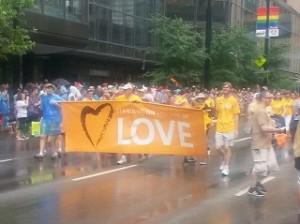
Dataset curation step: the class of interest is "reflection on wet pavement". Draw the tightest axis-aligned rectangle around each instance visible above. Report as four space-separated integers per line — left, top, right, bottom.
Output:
0 131 298 224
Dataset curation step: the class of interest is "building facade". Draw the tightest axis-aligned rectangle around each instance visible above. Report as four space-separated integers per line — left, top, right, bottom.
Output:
0 0 299 85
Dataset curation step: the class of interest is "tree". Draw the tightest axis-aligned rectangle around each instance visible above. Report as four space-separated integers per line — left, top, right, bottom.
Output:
147 16 206 86
210 27 259 87
0 0 34 59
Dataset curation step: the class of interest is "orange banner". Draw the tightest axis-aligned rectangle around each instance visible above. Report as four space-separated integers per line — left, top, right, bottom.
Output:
61 101 207 157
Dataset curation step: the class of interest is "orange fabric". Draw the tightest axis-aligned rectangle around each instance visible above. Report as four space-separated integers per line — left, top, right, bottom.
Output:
61 101 207 157
274 133 288 148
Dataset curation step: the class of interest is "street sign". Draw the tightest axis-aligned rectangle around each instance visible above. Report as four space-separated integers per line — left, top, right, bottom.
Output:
256 7 279 38
256 28 279 38
255 56 267 68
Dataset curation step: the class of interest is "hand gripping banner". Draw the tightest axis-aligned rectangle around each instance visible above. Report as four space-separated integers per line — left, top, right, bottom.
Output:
61 101 207 157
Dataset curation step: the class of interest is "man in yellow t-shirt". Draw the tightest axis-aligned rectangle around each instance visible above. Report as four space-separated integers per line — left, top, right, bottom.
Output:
115 83 142 165
215 82 240 176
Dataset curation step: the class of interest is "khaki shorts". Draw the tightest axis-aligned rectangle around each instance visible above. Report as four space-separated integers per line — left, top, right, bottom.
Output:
215 132 235 149
251 148 279 177
251 149 268 177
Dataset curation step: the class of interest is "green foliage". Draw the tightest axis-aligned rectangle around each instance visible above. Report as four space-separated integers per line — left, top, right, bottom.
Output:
148 16 288 88
0 0 34 59
147 16 206 85
268 75 298 90
210 27 259 87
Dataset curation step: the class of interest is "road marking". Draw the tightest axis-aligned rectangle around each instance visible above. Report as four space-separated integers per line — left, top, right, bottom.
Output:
234 176 275 197
234 137 251 143
72 164 138 182
0 158 15 163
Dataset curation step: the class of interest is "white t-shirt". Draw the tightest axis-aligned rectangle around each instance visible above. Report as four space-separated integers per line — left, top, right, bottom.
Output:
16 100 28 118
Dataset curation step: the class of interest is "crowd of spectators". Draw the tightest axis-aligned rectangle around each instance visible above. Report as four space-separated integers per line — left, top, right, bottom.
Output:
0 80 298 139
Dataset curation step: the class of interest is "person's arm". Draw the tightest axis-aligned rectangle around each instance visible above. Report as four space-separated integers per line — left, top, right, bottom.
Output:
260 124 284 133
257 110 284 133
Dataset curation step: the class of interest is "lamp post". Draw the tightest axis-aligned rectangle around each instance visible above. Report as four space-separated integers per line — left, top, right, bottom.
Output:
204 0 212 88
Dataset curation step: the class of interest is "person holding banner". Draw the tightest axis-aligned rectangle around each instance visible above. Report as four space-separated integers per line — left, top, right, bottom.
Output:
35 83 63 159
215 82 240 176
115 83 142 165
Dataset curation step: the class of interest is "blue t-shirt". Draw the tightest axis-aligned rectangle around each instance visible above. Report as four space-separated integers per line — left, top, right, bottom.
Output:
41 93 63 122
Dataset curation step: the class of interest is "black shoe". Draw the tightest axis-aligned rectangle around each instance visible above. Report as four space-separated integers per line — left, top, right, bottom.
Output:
248 187 265 197
256 182 267 193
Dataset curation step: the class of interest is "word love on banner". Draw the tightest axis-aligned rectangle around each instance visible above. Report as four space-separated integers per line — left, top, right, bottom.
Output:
61 101 207 157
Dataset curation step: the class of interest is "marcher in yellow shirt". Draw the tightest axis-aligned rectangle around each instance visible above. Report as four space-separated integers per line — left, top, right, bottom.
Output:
172 89 190 108
192 93 211 131
215 82 240 176
271 92 284 116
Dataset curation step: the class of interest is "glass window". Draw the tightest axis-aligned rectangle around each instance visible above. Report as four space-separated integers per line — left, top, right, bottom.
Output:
43 0 64 18
124 15 134 46
31 0 42 13
65 0 84 22
96 7 111 41
123 0 134 16
135 18 149 47
166 0 196 22
90 0 110 6
213 1 228 24
89 4 97 40
135 0 146 17
112 11 124 43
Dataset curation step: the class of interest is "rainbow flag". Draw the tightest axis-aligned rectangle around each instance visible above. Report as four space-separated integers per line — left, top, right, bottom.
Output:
256 7 279 30
256 6 279 37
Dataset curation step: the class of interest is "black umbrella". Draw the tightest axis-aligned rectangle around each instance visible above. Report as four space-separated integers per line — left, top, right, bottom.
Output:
52 78 70 87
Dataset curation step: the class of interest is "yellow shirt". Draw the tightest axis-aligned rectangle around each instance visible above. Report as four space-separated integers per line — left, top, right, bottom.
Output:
215 95 240 133
114 94 142 102
193 101 211 130
174 95 190 108
114 95 128 101
271 99 284 115
129 94 142 102
205 97 215 108
283 98 294 116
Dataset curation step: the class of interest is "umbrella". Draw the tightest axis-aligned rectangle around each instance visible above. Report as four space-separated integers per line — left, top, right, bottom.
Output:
52 78 70 87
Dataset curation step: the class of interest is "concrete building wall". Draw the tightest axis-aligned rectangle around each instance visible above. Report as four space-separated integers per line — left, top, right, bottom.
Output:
286 0 300 13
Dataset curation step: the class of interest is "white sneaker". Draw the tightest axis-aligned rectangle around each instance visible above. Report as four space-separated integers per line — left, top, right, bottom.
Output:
117 155 127 165
221 165 230 176
219 162 225 171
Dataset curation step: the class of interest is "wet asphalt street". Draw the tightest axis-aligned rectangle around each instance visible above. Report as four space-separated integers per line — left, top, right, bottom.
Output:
0 131 299 224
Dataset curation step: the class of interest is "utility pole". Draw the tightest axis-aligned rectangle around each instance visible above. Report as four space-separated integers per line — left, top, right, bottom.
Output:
263 0 270 85
264 0 270 70
204 0 212 89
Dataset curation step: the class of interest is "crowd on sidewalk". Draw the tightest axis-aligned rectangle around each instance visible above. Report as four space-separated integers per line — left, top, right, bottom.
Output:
0 80 300 198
